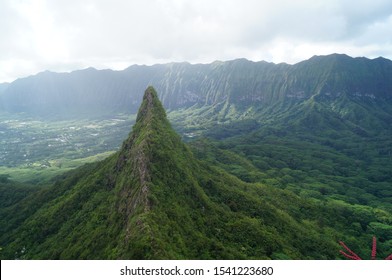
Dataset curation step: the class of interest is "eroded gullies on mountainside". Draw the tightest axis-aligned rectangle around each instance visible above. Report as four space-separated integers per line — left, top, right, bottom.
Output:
0 86 391 260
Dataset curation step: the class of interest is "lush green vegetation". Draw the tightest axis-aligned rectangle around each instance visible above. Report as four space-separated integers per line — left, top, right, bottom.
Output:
187 92 392 259
1 86 391 260
0 174 41 208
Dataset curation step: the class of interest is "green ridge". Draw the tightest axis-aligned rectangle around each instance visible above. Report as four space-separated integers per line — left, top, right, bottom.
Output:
1 87 391 259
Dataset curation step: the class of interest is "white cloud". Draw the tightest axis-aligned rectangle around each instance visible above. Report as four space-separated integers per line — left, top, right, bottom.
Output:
0 0 392 82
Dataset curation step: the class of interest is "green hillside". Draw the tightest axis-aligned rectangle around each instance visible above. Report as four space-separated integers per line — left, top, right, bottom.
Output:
1 54 392 189
1 87 391 259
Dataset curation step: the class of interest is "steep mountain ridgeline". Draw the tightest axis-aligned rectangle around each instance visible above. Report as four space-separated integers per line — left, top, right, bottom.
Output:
0 87 204 259
1 54 391 120
5 87 390 259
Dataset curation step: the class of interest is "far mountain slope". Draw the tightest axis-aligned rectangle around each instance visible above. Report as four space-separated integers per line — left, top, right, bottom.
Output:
1 54 391 121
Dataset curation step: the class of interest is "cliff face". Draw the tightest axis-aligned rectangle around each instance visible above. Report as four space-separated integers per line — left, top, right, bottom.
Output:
1 54 391 119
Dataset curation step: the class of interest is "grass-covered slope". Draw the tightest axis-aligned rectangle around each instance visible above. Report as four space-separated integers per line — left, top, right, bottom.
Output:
193 89 392 259
1 87 391 259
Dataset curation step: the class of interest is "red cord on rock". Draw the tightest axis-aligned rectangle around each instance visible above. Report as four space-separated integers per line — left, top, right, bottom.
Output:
339 236 392 260
339 241 362 260
371 236 377 260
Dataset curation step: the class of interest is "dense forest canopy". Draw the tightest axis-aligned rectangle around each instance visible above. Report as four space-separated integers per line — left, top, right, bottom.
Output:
1 55 392 259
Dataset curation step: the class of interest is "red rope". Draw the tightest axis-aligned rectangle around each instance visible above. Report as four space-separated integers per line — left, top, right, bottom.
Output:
339 241 362 260
339 237 392 260
339 250 362 260
371 236 377 260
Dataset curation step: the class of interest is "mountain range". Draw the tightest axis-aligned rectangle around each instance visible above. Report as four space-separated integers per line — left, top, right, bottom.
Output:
1 54 392 121
0 54 392 259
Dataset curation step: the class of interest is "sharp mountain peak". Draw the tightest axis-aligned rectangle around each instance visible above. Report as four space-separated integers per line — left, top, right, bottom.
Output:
113 86 193 231
1 85 391 260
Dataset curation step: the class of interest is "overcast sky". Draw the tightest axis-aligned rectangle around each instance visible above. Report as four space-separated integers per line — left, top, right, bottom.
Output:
1 0 392 83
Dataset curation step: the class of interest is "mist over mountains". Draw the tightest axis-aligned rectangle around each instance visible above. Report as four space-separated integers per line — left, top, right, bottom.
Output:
1 54 391 120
